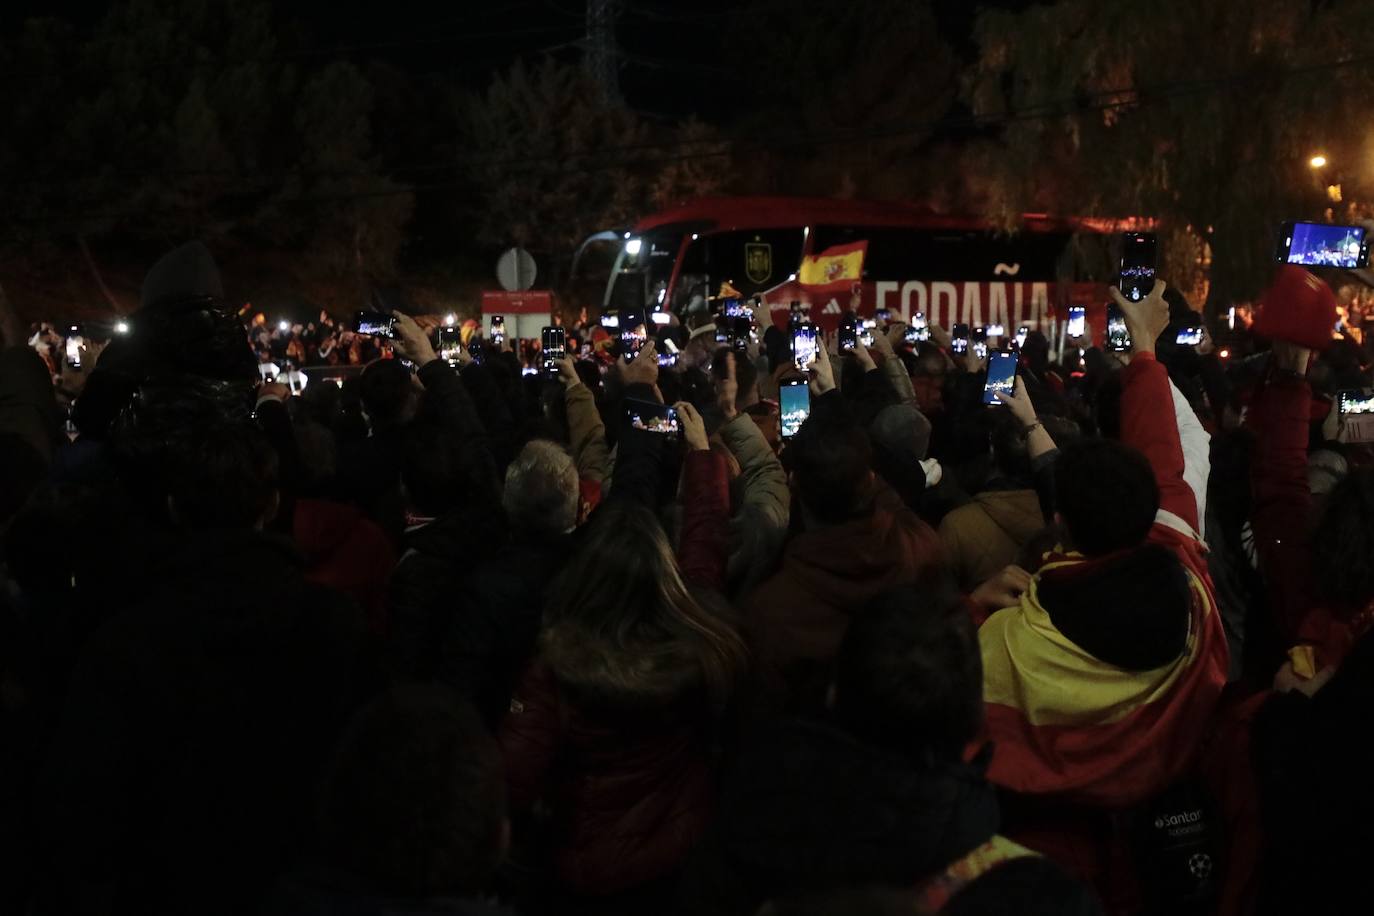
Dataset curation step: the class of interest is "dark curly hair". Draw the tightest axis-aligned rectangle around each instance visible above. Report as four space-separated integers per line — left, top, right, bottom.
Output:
1312 468 1374 614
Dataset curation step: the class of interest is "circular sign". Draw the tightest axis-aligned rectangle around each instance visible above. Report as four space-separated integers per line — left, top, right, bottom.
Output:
496 247 537 292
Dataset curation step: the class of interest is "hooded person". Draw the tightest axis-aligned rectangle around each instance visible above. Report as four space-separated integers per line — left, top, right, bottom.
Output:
744 354 946 713
99 241 256 385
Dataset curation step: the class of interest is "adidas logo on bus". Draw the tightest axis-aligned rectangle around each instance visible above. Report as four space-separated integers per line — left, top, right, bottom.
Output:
822 300 842 314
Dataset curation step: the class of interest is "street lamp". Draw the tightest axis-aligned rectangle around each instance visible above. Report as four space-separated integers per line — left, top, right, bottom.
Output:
1310 154 1328 169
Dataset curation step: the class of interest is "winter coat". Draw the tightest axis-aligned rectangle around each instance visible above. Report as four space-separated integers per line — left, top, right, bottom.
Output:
499 645 719 896
385 510 507 683
744 486 945 711
938 488 1044 591
294 497 397 636
678 717 1000 916
439 530 573 731
39 528 372 916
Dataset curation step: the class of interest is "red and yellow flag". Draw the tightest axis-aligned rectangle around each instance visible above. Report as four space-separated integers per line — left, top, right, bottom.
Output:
798 241 867 293
979 549 1228 808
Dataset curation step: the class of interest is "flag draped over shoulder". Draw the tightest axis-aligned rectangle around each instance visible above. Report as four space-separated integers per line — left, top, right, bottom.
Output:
798 241 867 294
979 553 1229 808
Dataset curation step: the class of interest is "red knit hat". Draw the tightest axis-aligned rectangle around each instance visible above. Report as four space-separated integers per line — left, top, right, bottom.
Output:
1253 266 1337 351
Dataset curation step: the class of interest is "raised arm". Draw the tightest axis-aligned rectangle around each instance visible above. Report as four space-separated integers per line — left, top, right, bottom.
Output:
1171 379 1212 538
556 357 612 485
675 402 730 591
1114 282 1199 536
713 355 790 594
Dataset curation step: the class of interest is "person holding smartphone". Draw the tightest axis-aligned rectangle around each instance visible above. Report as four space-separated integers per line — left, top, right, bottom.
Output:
979 277 1229 830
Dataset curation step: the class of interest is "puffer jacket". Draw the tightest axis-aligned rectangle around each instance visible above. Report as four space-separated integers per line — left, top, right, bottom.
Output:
938 488 1044 591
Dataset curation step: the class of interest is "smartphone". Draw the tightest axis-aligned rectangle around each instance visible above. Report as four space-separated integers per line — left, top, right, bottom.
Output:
620 326 646 359
353 310 397 339
601 312 621 329
732 316 752 353
972 326 988 360
490 315 506 345
467 337 485 365
986 323 1006 338
779 378 811 440
875 308 891 326
624 397 679 437
1338 388 1374 416
1107 302 1132 351
1015 325 1030 349
1119 232 1157 302
793 322 819 370
906 311 930 344
65 334 83 370
859 318 876 347
983 350 1018 406
657 351 680 368
541 326 566 371
723 298 749 319
952 323 970 355
839 315 858 351
1175 326 1204 346
651 305 671 326
714 315 731 345
438 326 462 365
1279 221 1370 269
1067 306 1086 339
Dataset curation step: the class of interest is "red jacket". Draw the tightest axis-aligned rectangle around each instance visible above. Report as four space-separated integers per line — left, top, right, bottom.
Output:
292 498 396 636
498 451 733 895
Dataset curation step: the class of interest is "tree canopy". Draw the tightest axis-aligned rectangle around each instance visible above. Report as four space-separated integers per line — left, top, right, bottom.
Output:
965 0 1374 308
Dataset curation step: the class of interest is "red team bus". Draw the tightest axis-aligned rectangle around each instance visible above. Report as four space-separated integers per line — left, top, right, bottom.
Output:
595 196 1132 341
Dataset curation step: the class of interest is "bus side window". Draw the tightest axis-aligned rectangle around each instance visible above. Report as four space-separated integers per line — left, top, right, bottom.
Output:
670 236 710 312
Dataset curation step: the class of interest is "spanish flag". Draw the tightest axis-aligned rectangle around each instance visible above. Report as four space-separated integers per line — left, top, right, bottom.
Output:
798 241 867 294
979 547 1228 808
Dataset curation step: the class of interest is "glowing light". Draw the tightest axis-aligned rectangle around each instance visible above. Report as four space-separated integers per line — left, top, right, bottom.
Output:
691 233 699 241
625 238 643 257
788 273 797 281
277 320 290 332
1219 348 1231 359
1310 154 1328 169
444 313 457 327
114 320 129 334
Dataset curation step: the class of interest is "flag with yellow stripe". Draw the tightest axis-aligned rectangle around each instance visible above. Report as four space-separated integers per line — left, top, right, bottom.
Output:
979 552 1228 808
798 241 867 294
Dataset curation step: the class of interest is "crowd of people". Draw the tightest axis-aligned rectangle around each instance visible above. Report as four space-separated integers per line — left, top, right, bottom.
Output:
2 239 1374 916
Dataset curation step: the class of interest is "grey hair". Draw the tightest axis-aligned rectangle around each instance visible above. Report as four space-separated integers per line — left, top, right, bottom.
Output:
503 439 579 536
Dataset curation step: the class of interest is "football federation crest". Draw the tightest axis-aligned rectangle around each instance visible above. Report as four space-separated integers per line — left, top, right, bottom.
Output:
745 242 772 284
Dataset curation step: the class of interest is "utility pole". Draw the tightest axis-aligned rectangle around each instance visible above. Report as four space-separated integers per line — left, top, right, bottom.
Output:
585 0 621 104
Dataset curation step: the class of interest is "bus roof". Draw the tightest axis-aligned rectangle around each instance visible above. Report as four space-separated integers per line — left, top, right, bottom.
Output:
631 196 1137 236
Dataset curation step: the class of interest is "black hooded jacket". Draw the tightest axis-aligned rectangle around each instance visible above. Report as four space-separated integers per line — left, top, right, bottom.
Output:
677 717 999 915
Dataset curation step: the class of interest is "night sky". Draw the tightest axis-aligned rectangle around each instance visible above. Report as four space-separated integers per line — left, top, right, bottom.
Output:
4 0 1031 123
